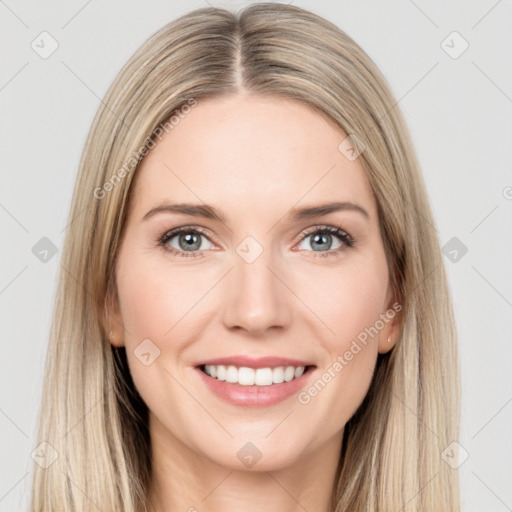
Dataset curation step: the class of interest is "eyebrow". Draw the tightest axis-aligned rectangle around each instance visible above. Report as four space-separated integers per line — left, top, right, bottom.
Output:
142 200 369 223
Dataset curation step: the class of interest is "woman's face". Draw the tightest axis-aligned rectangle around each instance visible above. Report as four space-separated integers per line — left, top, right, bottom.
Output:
108 94 400 471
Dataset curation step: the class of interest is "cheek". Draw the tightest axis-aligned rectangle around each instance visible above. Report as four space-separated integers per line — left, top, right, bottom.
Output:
292 249 389 414
295 251 390 349
116 252 208 346
115 255 203 418
114 246 227 363
293 268 387 434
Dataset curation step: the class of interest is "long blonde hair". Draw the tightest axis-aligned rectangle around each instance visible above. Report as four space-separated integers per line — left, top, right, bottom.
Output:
30 3 460 511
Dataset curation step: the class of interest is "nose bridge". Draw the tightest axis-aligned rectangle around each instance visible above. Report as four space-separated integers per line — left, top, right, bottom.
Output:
221 235 291 335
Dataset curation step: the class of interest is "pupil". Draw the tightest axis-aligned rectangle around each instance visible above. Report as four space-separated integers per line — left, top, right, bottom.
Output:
312 233 330 251
180 233 200 251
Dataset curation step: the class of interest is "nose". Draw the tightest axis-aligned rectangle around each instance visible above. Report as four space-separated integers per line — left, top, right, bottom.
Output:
221 246 292 337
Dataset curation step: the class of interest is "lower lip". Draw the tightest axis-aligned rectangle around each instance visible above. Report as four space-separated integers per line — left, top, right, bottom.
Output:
195 367 315 407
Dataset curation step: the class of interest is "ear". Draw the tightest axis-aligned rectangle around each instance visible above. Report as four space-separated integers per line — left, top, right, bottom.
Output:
103 281 125 348
377 285 403 354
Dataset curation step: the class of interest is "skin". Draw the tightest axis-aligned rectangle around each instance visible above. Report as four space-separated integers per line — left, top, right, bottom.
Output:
107 93 401 512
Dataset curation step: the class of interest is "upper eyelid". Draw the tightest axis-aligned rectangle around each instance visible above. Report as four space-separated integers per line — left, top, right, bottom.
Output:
301 225 350 237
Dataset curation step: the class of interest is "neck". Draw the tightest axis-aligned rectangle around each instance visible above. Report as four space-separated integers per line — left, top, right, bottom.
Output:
146 413 343 512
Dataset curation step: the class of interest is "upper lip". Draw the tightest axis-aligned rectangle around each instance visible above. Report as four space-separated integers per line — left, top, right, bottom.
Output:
194 355 315 369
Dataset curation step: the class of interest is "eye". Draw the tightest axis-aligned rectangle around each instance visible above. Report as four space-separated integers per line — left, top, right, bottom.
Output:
296 225 355 257
159 226 214 258
158 224 355 259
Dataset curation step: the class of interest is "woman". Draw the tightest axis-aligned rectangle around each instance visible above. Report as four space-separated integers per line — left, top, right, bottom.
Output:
30 3 460 511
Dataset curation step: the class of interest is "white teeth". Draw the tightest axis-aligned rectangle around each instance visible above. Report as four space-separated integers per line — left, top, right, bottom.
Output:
216 365 226 381
225 365 238 383
255 368 273 386
272 367 284 384
238 367 255 386
202 364 307 386
284 366 295 382
294 366 305 378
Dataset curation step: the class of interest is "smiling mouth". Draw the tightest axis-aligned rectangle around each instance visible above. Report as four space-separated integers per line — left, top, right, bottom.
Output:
198 364 316 386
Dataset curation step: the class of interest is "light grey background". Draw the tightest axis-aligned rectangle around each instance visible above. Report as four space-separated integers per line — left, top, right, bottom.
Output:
1 1 511 510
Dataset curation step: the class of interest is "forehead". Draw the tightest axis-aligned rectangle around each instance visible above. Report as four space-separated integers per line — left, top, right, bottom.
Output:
129 94 376 222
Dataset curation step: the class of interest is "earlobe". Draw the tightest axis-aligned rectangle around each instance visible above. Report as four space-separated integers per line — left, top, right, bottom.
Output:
378 330 399 354
104 286 125 348
377 294 403 354
108 329 124 348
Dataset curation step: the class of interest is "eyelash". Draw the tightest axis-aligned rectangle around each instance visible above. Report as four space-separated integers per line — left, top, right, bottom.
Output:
158 225 356 259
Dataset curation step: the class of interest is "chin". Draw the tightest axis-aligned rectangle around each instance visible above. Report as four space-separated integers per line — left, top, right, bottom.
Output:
198 437 306 473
